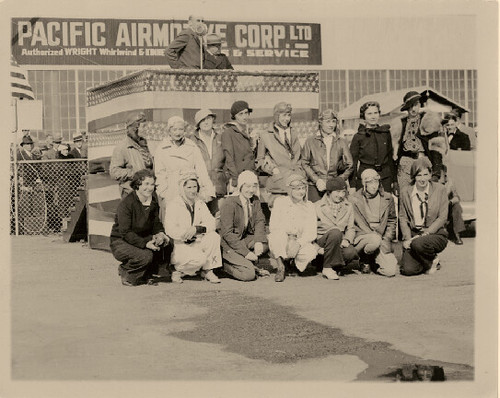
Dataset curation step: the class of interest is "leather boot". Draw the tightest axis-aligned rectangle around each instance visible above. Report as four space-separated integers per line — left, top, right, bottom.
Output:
275 257 285 282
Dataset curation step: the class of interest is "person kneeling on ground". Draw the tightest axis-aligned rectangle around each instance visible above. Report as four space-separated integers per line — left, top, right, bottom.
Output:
315 177 359 280
164 171 222 284
399 158 448 276
437 164 466 245
220 170 271 281
110 169 173 286
349 168 398 277
268 174 319 282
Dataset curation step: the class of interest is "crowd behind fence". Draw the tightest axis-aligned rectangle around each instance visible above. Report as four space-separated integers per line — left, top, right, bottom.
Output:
10 159 88 235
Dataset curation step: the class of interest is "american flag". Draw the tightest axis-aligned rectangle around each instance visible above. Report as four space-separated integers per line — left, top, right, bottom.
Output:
11 55 34 100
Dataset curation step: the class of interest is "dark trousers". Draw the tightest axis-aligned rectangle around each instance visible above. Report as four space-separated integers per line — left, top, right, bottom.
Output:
401 231 448 276
317 228 358 270
448 202 466 238
110 238 173 285
308 184 326 203
222 235 269 281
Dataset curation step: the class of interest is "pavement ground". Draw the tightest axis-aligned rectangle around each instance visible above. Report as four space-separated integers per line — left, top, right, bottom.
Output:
10 235 474 383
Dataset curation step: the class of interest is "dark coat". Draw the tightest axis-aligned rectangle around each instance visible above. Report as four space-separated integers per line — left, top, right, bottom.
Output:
220 195 267 257
399 181 448 241
204 52 234 70
221 123 256 187
349 188 397 241
110 191 164 249
448 129 471 151
349 124 396 190
69 147 84 159
166 28 204 69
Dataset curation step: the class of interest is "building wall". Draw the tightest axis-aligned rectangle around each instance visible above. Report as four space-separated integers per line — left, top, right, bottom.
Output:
27 68 477 142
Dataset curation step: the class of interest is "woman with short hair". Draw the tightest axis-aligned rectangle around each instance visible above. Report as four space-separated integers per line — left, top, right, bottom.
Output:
399 158 449 276
110 169 172 286
349 101 397 193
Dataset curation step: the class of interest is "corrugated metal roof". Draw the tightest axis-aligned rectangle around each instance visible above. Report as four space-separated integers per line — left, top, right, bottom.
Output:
338 86 469 120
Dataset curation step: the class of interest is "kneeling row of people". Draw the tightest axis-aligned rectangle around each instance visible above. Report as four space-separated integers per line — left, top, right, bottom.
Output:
110 157 448 286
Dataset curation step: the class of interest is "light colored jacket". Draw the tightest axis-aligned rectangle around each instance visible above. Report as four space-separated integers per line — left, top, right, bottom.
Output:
349 188 397 241
154 137 215 202
256 125 304 193
164 195 215 242
109 136 153 196
269 196 317 247
315 195 355 243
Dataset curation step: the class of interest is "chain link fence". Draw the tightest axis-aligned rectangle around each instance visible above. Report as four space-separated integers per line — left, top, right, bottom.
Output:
10 159 88 235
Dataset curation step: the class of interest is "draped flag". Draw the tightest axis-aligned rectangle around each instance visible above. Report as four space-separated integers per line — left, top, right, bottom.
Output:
86 69 319 250
11 55 34 100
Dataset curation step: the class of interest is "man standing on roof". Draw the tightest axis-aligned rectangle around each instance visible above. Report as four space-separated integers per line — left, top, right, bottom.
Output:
203 34 234 70
166 15 207 69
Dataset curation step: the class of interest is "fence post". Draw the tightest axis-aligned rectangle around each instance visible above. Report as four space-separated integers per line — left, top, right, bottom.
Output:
13 153 19 236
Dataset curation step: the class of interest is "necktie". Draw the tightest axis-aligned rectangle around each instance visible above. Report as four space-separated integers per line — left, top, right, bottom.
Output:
284 131 293 158
416 192 428 222
247 200 252 227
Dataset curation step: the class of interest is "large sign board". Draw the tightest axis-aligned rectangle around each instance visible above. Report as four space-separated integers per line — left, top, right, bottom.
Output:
11 18 322 66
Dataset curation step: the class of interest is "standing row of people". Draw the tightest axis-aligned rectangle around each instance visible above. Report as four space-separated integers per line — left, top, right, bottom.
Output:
15 132 88 161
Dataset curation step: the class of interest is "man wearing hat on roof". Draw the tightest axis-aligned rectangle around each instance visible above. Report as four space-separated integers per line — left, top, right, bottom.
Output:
166 15 207 69
203 33 234 70
315 177 359 280
349 169 398 277
188 109 227 215
256 102 305 205
110 112 154 197
301 109 353 202
17 135 41 160
392 91 427 192
221 100 256 193
154 116 215 205
443 111 471 151
69 133 86 158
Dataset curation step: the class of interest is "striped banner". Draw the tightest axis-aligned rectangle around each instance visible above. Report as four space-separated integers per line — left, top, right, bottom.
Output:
87 69 319 250
11 55 34 100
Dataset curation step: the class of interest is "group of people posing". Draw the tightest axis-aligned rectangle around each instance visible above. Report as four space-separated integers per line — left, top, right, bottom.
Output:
109 90 470 286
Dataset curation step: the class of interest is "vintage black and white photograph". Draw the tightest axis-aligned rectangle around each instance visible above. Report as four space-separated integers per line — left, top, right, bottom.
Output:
1 0 497 397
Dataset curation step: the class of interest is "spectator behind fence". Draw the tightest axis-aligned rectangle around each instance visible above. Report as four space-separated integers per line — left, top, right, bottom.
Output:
110 112 154 198
349 168 398 277
164 171 222 284
56 143 74 159
256 102 305 205
188 109 227 216
166 15 207 69
220 170 270 281
301 109 353 202
437 164 466 245
443 112 471 151
69 133 86 158
203 33 234 70
399 158 448 276
268 174 318 282
110 169 173 286
349 101 397 194
16 135 42 160
42 134 57 160
221 101 257 193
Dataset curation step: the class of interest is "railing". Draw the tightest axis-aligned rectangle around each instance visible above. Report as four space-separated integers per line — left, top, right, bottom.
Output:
10 159 88 235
